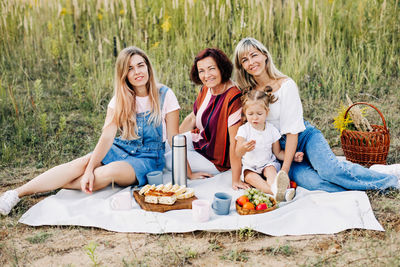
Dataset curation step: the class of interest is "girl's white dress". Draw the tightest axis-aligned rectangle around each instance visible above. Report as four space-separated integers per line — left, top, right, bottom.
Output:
236 122 281 180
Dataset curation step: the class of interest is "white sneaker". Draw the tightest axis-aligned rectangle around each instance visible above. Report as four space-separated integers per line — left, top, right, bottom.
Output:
273 171 290 202
0 190 20 216
370 164 400 178
285 188 296 202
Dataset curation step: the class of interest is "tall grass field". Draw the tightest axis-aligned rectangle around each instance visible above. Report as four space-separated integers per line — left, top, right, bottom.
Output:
0 0 399 172
1 1 400 266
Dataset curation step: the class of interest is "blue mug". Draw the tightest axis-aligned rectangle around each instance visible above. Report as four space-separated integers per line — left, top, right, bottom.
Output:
211 192 232 215
146 171 163 185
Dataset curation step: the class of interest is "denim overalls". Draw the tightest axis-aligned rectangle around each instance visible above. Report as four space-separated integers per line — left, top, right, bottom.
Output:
279 121 397 192
102 86 168 186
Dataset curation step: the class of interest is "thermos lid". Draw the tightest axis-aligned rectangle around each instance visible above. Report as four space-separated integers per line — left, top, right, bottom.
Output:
172 134 187 147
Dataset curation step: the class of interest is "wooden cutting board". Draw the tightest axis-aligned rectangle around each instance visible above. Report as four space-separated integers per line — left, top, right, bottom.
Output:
133 191 197 213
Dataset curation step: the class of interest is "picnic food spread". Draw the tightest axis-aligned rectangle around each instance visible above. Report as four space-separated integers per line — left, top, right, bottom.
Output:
133 183 197 213
138 182 195 205
236 188 277 215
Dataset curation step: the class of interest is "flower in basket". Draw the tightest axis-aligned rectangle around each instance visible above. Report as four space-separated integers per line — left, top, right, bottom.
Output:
333 96 389 167
333 104 354 134
333 95 372 134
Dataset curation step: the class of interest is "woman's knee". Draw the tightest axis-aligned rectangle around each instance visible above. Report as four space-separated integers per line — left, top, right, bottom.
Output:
305 133 337 171
53 154 90 175
69 154 91 170
93 162 135 184
93 165 113 180
91 166 115 190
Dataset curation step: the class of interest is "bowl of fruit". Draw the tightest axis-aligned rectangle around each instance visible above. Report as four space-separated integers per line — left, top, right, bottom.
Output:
236 188 277 215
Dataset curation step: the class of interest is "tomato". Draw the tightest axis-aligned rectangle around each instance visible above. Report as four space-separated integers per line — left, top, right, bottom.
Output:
256 203 267 210
236 195 249 206
290 181 297 189
242 202 255 210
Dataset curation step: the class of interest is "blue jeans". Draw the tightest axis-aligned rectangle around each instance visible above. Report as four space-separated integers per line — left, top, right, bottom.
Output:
280 122 398 192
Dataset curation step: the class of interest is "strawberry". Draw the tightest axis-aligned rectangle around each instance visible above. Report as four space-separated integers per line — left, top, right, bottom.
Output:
256 203 267 210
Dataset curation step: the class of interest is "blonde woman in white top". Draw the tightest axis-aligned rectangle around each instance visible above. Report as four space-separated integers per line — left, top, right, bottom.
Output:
233 37 398 193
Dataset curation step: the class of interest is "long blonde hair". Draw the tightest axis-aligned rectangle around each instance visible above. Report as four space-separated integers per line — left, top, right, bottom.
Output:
234 37 287 93
113 46 161 139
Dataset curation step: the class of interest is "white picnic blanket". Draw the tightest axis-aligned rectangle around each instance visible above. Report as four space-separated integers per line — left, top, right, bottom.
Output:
19 171 383 236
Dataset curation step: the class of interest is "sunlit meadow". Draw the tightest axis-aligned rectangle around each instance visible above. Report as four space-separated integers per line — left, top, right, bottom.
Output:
0 0 399 170
0 1 400 266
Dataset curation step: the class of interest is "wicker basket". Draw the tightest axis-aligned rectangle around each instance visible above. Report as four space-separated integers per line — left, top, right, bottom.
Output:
340 102 390 167
235 197 277 215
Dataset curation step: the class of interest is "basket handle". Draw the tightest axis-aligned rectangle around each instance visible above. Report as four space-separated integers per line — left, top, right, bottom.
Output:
343 102 387 130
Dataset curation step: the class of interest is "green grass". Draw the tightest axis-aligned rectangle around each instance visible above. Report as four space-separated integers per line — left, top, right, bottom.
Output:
220 249 249 262
84 241 101 267
26 231 53 244
0 0 399 172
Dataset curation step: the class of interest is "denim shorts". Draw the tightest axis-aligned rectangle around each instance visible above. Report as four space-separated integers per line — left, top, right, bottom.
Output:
102 138 165 186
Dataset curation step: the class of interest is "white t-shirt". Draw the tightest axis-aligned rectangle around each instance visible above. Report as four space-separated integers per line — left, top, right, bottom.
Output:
108 87 180 141
235 122 281 170
267 79 306 135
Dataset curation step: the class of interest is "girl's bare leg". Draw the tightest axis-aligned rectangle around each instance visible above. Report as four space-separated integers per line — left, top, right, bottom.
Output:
244 170 274 195
63 161 136 191
263 166 278 187
15 154 93 197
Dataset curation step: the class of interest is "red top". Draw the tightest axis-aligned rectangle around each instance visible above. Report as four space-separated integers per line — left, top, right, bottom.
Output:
192 85 242 171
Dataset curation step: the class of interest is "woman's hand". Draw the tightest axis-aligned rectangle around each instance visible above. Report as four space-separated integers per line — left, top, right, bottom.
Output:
232 180 250 190
80 171 95 194
188 171 213 180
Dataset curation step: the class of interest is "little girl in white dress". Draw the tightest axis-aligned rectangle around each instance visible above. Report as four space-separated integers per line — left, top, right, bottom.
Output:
236 89 303 201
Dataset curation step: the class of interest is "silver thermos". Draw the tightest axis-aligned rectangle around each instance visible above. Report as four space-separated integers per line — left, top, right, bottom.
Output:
172 134 187 186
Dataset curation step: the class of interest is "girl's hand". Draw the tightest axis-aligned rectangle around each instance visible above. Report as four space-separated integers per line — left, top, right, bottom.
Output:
294 152 304 162
232 180 251 190
80 171 95 194
188 171 213 180
243 140 256 152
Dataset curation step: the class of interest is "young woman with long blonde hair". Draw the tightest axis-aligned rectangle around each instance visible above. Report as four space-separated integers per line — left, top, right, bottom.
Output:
0 46 182 215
